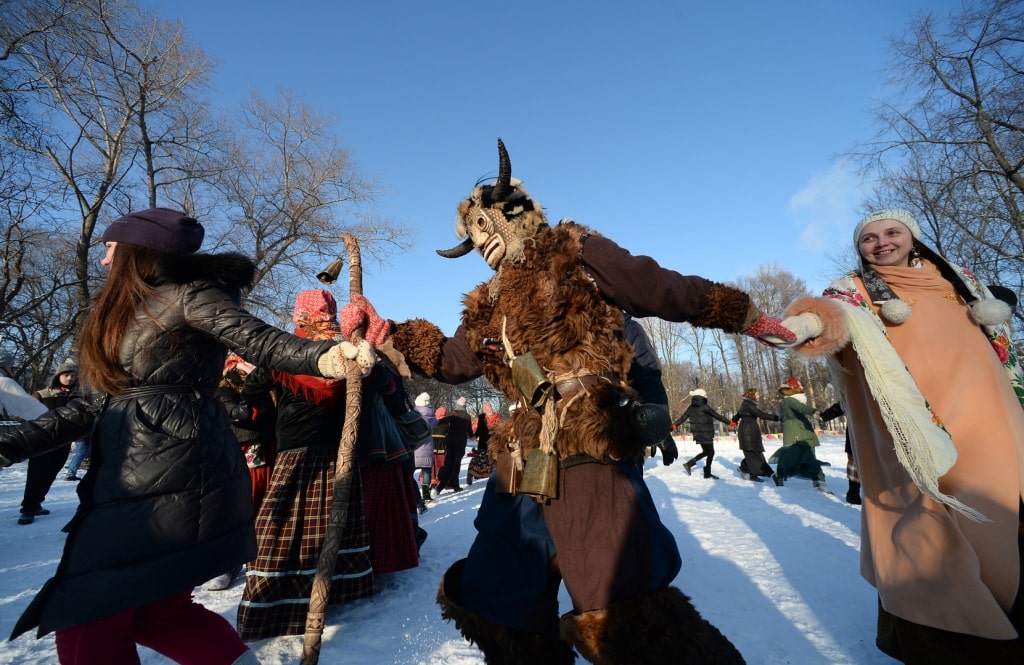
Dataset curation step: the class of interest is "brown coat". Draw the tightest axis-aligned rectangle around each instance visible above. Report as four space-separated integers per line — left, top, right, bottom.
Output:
789 261 1024 639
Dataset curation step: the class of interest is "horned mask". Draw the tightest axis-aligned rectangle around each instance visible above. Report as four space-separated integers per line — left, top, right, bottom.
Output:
436 138 548 270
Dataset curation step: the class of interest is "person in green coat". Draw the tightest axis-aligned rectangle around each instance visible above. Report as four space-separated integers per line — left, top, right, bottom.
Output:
768 378 831 493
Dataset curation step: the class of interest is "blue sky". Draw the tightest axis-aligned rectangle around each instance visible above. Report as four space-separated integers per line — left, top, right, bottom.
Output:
145 0 964 334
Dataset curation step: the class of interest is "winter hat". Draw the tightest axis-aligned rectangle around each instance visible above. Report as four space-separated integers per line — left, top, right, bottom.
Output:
100 208 204 255
779 377 803 396
293 289 339 329
853 208 921 246
688 388 707 398
414 392 431 407
456 396 467 408
54 358 77 375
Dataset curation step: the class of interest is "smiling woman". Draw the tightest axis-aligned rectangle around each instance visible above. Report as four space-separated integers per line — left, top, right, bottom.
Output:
772 207 1024 664
856 215 915 268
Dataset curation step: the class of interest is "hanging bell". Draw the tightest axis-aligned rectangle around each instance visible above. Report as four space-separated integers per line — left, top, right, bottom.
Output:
317 258 344 284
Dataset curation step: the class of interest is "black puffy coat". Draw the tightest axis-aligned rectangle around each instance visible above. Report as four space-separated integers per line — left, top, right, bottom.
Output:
732 398 779 452
0 252 334 639
673 395 730 444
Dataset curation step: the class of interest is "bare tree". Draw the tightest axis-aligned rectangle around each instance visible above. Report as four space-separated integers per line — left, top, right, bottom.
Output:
215 89 410 321
0 0 217 338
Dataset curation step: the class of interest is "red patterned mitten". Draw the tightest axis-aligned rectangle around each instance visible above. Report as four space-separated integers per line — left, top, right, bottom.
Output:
741 312 797 345
340 294 394 346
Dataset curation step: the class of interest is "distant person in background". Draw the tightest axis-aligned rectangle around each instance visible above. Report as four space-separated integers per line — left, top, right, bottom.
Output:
63 436 89 481
769 208 1024 662
819 402 859 504
466 401 498 485
769 378 830 493
431 405 448 494
434 396 472 495
677 389 731 479
19 358 80 525
412 392 437 503
732 388 781 485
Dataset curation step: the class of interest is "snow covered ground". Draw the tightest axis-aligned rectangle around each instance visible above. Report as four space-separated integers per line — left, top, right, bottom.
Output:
0 434 900 664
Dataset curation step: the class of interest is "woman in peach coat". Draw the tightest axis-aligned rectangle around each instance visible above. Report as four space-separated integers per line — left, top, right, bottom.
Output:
771 209 1024 663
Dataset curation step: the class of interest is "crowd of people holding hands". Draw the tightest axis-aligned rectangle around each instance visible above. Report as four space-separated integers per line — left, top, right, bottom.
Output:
0 139 1019 664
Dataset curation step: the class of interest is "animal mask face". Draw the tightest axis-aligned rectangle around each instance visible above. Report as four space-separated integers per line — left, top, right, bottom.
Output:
437 139 547 271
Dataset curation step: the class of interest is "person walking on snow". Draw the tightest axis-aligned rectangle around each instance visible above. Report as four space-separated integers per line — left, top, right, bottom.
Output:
732 388 782 485
677 389 732 479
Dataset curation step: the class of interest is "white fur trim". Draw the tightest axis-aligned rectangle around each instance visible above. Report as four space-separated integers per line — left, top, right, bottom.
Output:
879 299 912 324
968 298 1012 327
689 389 707 397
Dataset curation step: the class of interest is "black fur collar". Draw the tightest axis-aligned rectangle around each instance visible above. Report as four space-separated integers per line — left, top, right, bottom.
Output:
153 252 256 294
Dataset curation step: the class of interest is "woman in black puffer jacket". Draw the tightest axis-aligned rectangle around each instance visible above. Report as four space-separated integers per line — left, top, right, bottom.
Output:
0 209 359 665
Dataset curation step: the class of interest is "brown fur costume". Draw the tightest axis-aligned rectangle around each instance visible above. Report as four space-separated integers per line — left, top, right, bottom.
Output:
560 587 745 665
394 221 642 463
438 558 577 665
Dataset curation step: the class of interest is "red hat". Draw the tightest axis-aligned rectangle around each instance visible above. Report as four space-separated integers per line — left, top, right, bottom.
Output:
781 377 803 392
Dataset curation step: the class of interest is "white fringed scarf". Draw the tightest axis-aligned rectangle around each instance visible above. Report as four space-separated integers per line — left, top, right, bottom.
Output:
836 303 987 522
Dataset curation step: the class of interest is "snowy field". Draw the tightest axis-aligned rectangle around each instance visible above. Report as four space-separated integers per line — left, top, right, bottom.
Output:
0 434 900 664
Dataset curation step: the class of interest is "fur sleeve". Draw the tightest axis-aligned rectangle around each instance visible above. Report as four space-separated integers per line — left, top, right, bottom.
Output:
784 296 850 357
692 283 753 333
390 319 447 377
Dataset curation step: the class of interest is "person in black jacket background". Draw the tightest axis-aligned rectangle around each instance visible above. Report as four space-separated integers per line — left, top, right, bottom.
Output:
0 208 362 664
732 388 782 485
18 358 80 525
676 389 732 479
819 401 860 504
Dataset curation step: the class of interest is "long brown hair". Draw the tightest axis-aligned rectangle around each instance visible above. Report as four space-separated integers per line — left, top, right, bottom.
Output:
78 244 162 395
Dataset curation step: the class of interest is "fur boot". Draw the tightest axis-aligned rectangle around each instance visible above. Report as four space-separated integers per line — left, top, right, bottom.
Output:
559 586 745 665
437 559 577 665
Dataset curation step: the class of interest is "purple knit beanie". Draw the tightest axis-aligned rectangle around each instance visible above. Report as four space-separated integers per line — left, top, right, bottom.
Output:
100 208 204 254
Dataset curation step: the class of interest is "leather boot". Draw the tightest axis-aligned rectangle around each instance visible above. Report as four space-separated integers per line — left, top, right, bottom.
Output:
422 484 433 503
437 559 577 665
560 586 745 665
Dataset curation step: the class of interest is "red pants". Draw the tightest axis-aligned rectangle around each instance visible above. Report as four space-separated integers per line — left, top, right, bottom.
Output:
54 591 247 665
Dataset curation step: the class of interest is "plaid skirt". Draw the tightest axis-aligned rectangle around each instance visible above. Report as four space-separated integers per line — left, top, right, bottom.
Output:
361 463 420 574
236 447 374 642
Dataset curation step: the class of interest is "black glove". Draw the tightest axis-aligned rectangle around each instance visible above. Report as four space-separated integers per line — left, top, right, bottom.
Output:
658 435 678 466
229 403 252 422
0 447 17 468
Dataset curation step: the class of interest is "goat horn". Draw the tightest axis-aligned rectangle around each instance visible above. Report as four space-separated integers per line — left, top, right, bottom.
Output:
436 237 475 258
491 138 511 202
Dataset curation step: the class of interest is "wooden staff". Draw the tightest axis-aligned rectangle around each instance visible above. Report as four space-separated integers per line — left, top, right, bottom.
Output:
301 233 363 665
